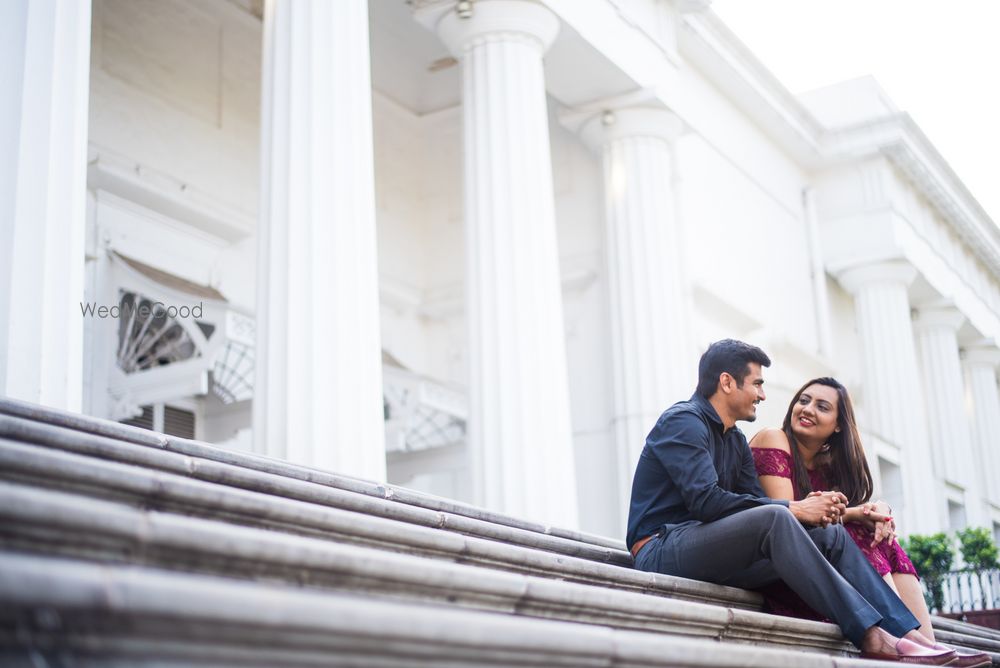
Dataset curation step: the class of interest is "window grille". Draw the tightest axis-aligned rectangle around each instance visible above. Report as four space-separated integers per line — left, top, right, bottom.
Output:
119 403 196 439
120 405 154 431
164 406 196 439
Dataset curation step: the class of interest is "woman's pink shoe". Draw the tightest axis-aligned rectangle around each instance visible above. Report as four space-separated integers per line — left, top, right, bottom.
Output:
930 643 991 668
860 637 957 664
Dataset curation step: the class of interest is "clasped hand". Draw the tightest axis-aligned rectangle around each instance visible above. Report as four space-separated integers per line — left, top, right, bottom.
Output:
790 490 848 527
858 500 896 548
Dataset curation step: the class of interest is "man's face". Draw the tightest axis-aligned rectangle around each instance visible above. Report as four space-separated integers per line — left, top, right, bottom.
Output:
730 362 766 422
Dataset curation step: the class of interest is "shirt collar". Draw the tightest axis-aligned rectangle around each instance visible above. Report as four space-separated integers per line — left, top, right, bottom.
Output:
690 392 727 433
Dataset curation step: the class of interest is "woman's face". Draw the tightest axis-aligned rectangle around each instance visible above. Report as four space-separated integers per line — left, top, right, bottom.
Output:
790 383 840 443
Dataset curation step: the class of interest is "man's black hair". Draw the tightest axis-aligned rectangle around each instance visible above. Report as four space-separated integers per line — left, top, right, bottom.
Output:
695 339 771 398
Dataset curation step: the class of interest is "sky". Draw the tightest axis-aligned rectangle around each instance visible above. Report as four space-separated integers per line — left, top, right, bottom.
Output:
711 0 1000 227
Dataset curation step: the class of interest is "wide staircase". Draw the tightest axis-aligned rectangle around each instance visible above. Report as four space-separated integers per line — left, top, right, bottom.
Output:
1 398 998 667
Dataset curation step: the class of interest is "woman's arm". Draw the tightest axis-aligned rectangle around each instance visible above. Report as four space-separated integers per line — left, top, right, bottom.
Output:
844 503 890 523
749 429 846 525
749 429 795 501
843 501 896 546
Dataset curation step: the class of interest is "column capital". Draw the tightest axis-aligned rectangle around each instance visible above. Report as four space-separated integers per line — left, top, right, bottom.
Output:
415 0 559 58
913 303 966 333
578 106 684 152
558 90 685 153
835 260 918 296
963 340 1000 369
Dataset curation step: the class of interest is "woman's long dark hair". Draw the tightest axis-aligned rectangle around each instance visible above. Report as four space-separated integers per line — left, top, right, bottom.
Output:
782 377 873 507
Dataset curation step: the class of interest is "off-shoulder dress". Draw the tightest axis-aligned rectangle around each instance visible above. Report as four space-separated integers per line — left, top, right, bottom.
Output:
751 447 918 621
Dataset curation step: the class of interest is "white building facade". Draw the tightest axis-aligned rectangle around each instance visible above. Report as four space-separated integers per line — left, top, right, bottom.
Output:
2 0 999 541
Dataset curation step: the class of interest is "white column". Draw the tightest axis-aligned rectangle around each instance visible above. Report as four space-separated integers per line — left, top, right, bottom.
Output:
914 305 981 526
0 0 91 411
837 261 939 534
964 344 1000 513
422 0 578 527
254 0 386 481
582 107 689 509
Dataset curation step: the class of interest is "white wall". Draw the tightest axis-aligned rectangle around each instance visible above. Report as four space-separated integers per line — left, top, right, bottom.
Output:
679 138 816 353
88 0 260 301
373 93 434 375
89 0 260 214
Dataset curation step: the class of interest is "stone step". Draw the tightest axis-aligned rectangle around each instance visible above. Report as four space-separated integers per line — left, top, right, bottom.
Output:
2 446 998 665
2 400 997 664
932 616 1000 643
0 411 632 567
0 479 856 656
0 398 621 552
0 552 908 667
0 423 759 611
930 616 1000 660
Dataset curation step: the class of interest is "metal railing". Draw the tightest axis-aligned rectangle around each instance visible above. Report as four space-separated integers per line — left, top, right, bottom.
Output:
926 568 1000 613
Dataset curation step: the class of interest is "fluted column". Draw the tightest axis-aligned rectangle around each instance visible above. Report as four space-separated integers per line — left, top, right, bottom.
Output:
421 0 577 527
0 0 91 411
914 305 980 526
837 261 939 534
254 0 386 480
963 344 1000 512
583 107 689 509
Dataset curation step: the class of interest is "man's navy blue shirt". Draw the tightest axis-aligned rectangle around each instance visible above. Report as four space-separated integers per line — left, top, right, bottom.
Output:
625 393 789 551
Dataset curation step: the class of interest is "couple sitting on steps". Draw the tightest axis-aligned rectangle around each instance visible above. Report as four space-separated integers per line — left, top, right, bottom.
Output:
627 339 990 667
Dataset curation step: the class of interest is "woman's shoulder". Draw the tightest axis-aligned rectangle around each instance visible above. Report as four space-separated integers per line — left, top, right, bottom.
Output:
749 428 792 453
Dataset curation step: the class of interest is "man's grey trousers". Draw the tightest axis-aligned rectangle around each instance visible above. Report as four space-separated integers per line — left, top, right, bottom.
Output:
633 504 920 647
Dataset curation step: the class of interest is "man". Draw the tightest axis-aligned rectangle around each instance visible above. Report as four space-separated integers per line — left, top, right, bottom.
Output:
627 339 956 664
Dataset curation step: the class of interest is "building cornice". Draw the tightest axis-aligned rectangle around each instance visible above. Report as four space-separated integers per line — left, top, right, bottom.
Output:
677 10 824 163
676 9 1000 282
819 114 1000 278
881 118 1000 279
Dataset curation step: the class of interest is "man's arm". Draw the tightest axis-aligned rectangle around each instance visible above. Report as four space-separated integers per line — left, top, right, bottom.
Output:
742 430 849 526
649 413 787 523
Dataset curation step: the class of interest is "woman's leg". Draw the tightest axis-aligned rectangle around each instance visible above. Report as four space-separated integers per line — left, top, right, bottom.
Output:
882 573 899 594
891 573 935 642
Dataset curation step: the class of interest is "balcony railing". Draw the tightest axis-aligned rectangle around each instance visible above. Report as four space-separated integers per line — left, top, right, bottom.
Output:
926 568 1000 613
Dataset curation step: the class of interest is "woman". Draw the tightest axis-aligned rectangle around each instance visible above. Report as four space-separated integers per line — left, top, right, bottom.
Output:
749 377 935 638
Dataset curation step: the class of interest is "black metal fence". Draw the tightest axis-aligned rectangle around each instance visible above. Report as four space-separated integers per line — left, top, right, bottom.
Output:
925 568 1000 613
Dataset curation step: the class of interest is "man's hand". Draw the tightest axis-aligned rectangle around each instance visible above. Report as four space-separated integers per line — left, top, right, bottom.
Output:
789 490 848 526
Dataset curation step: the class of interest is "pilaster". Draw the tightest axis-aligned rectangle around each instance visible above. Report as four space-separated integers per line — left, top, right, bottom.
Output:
254 0 386 480
963 343 1000 510
419 0 578 527
836 261 939 533
579 105 690 510
0 0 91 411
914 304 980 526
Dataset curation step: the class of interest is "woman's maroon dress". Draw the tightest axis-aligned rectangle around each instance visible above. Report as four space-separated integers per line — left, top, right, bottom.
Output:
751 447 919 621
